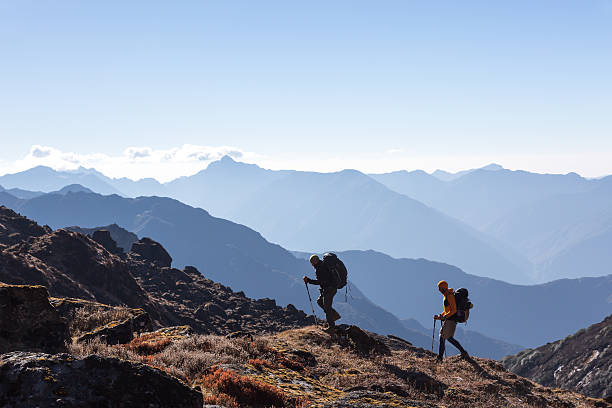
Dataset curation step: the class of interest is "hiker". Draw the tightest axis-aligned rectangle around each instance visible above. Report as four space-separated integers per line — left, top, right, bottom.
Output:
303 254 341 329
434 280 469 361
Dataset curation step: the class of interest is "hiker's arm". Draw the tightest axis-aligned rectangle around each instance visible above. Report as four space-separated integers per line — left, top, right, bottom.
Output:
306 277 320 285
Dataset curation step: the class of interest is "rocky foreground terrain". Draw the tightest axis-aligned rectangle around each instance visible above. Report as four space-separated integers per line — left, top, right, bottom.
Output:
502 314 612 401
1 205 610 407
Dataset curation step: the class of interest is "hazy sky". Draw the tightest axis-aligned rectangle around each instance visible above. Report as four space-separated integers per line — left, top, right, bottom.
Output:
1 1 611 180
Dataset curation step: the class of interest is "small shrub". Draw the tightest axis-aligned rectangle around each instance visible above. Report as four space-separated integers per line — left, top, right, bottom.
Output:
249 358 275 370
204 393 239 408
126 333 172 355
202 367 292 407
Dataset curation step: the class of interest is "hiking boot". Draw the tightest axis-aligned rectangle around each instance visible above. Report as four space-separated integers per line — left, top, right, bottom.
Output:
323 324 337 334
436 355 443 363
460 351 471 360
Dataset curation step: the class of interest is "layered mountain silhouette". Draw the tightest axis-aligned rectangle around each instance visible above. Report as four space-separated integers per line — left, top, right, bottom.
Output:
502 314 612 401
3 161 610 284
371 166 612 282
486 177 612 281
0 161 532 284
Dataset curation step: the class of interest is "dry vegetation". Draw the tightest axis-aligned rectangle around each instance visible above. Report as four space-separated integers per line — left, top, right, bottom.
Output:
68 305 133 337
68 326 610 408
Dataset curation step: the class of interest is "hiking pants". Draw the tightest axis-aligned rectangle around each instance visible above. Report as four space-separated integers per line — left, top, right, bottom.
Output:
438 319 467 357
317 286 339 325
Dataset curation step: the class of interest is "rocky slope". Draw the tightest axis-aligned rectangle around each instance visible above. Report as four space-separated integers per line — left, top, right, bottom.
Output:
0 208 312 336
502 314 612 401
70 325 612 408
0 206 50 247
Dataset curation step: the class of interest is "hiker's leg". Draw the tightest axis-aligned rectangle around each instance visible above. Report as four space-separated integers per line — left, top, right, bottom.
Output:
448 337 469 357
316 290 325 310
438 338 446 359
322 287 337 325
326 288 340 322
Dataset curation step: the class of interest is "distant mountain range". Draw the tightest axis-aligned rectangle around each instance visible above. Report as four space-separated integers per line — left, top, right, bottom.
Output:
1 159 610 283
0 160 532 284
370 167 612 282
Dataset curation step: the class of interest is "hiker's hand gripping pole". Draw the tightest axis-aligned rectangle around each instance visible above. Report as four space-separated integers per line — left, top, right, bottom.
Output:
305 281 318 326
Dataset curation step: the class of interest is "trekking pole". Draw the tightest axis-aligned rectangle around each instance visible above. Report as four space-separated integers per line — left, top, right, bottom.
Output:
305 282 318 326
431 318 436 352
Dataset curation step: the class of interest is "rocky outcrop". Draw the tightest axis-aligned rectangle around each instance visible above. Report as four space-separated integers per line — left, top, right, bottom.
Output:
128 255 313 335
91 229 122 255
130 237 172 267
2 211 313 337
67 223 138 253
0 206 50 246
0 351 203 408
0 230 163 320
76 309 152 345
0 283 69 354
502 314 612 401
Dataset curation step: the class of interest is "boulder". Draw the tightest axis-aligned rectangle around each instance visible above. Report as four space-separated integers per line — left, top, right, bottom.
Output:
0 283 69 354
77 310 152 345
0 351 203 408
337 325 391 356
130 237 172 267
92 229 122 255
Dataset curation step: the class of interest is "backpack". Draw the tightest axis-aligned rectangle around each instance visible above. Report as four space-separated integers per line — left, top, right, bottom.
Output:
454 287 473 323
322 253 347 289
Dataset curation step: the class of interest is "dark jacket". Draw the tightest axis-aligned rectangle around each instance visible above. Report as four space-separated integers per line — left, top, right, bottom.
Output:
307 261 335 288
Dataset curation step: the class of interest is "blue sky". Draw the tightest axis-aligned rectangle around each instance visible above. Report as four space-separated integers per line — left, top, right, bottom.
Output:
1 1 611 180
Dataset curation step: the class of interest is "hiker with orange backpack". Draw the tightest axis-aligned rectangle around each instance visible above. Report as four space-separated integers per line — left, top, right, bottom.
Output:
434 280 470 362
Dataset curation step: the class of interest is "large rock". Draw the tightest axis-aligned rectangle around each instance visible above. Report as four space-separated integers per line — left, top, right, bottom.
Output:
0 351 203 408
77 310 152 345
92 229 122 255
0 283 69 354
130 237 172 267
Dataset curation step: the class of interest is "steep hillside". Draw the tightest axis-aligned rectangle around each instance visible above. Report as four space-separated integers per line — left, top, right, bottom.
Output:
0 215 312 335
0 202 427 347
502 314 612 401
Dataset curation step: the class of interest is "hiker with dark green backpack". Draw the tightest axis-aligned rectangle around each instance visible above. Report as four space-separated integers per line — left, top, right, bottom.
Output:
303 253 347 330
434 280 472 362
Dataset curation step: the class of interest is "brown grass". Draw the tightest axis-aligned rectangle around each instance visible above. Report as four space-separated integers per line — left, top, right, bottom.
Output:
67 326 607 408
69 305 132 337
201 367 300 408
126 333 173 355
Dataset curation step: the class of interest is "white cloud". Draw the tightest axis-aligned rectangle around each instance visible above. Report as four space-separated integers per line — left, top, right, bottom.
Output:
7 144 259 182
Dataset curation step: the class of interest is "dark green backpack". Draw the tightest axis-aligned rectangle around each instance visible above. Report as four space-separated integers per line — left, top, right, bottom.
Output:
322 253 347 289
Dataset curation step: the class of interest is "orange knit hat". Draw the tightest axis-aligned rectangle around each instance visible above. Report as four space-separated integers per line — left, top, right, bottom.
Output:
437 280 448 290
